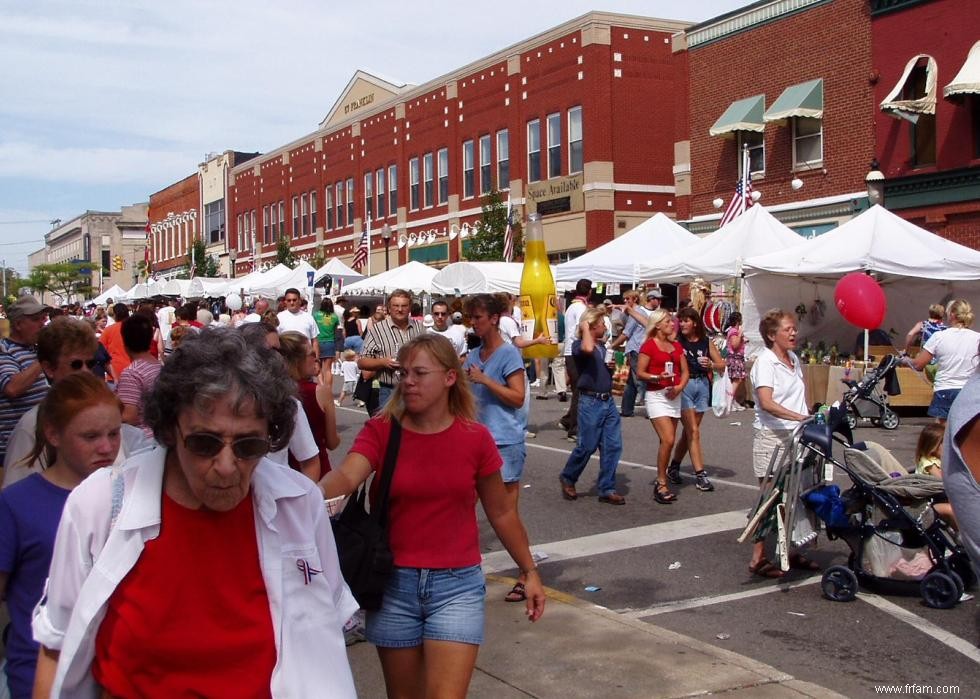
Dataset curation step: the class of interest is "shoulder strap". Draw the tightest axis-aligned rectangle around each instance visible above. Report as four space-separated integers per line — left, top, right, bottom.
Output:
373 419 402 528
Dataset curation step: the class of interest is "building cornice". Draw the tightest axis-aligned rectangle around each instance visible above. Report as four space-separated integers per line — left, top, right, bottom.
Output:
884 165 980 210
869 0 935 17
686 0 831 49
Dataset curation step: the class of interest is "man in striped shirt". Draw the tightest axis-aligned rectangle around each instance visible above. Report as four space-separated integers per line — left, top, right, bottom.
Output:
0 296 51 466
358 289 423 410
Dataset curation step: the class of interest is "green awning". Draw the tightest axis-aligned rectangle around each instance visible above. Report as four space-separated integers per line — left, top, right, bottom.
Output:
764 79 823 122
709 94 765 137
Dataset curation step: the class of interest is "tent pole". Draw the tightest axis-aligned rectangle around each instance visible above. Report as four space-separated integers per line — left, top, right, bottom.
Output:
864 329 869 363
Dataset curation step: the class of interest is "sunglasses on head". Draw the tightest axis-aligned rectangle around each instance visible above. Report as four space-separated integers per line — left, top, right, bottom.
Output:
178 425 271 460
69 359 99 370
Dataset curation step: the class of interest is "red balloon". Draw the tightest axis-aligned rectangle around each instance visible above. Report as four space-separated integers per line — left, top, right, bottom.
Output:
834 273 887 330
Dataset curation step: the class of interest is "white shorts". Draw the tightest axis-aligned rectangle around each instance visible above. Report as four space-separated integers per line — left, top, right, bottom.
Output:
752 427 796 479
644 388 681 419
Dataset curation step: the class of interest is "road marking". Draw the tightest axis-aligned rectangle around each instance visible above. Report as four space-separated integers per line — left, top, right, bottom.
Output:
482 509 748 573
622 576 822 618
526 442 760 492
857 592 980 664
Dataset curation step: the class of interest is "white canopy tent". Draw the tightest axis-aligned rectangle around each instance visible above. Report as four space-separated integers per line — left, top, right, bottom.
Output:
554 212 699 283
651 205 803 282
90 284 126 306
430 262 574 295
741 205 980 349
185 277 234 299
342 261 438 295
313 258 364 286
158 279 192 297
232 264 296 297
250 260 318 299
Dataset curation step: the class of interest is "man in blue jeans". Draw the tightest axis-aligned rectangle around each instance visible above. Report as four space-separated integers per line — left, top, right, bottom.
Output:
611 288 660 417
559 308 625 505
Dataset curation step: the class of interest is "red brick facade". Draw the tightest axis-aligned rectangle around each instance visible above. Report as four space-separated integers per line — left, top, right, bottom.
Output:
147 174 200 275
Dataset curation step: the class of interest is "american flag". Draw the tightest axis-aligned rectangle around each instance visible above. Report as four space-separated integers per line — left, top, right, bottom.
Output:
352 228 369 270
719 145 754 228
502 194 515 262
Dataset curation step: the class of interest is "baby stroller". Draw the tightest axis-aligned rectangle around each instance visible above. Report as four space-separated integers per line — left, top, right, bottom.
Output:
840 354 901 431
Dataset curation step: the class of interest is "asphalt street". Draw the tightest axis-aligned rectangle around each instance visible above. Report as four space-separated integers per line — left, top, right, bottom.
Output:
333 380 979 699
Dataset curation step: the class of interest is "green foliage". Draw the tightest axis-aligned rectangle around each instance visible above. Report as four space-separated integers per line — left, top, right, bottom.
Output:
464 189 523 262
27 261 99 302
310 246 327 271
276 233 297 268
183 237 219 278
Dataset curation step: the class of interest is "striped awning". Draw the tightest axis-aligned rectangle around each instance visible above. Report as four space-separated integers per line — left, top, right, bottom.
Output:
944 40 980 98
709 94 765 137
881 55 937 123
764 79 823 122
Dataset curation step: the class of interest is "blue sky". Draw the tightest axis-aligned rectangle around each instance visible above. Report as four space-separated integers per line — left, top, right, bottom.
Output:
0 0 746 276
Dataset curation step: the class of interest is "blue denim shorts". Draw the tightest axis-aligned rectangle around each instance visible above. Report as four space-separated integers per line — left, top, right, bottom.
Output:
366 565 486 648
928 388 961 419
498 442 527 483
681 375 711 412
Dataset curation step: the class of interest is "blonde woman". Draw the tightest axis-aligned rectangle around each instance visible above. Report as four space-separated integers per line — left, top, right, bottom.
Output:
908 299 979 421
636 309 689 504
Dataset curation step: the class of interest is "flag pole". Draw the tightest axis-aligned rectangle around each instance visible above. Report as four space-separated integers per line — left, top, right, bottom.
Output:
366 214 372 278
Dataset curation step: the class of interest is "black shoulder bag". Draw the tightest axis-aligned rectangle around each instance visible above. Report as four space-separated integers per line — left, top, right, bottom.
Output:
331 419 401 611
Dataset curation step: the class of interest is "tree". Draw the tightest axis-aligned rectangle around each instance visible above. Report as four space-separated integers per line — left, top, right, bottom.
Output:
183 237 219 278
276 233 297 268
464 189 523 262
310 246 327 271
27 261 98 303
1 267 20 306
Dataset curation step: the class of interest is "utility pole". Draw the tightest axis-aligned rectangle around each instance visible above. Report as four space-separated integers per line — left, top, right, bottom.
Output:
2 258 6 299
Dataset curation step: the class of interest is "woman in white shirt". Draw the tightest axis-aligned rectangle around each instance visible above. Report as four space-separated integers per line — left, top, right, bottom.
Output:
908 299 979 422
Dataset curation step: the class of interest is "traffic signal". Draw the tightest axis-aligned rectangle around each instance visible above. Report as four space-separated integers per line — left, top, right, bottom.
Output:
112 255 124 271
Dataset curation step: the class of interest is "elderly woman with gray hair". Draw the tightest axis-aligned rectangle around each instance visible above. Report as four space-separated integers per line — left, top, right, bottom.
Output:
32 327 358 698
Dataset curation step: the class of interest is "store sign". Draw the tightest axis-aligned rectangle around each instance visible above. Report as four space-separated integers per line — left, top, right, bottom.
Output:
527 174 584 216
344 93 375 115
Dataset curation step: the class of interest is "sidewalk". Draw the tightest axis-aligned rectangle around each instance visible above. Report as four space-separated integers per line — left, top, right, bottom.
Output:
347 576 845 698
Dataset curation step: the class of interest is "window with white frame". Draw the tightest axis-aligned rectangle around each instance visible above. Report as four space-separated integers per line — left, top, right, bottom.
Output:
738 132 765 176
793 117 822 168
310 191 317 232
496 129 509 189
568 106 583 174
437 148 449 204
204 199 225 244
263 205 271 244
479 134 492 194
527 119 541 183
547 112 561 179
336 182 345 228
388 165 398 214
292 196 300 237
423 152 434 207
409 157 420 211
300 194 308 235
462 140 475 199
326 187 334 230
364 172 374 220
278 201 285 237
345 178 354 225
269 205 278 242
250 210 256 247
376 168 386 218
237 214 244 250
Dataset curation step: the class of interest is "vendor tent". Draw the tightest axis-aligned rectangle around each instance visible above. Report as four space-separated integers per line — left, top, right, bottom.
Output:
250 260 318 299
652 205 803 282
343 260 437 295
555 212 699 282
186 277 234 299
158 278 192 297
90 284 126 306
431 261 574 295
740 205 980 350
313 258 364 286
233 264 295 297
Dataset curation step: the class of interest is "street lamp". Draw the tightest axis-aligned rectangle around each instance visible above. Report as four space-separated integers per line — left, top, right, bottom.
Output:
865 158 885 207
381 223 392 271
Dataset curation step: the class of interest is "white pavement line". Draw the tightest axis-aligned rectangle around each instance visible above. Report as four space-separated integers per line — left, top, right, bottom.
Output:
857 592 980 664
623 576 822 618
482 510 747 574
525 442 760 492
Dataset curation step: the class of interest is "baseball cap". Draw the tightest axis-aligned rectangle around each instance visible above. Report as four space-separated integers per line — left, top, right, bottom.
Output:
452 311 463 322
7 296 50 320
646 289 663 300
602 299 613 307
423 313 434 328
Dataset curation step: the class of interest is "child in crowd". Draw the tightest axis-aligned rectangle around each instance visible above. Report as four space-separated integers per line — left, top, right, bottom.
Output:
336 349 360 406
724 312 748 410
915 423 956 528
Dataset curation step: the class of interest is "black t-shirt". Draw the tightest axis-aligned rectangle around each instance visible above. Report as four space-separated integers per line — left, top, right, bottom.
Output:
680 336 710 378
572 339 612 393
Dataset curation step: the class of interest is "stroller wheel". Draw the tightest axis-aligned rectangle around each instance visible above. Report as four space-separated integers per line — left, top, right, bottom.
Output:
921 571 960 609
821 565 859 602
845 411 857 430
880 409 900 430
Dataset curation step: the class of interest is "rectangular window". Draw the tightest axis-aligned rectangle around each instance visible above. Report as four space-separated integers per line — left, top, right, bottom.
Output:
376 168 386 218
793 117 822 168
479 134 492 195
547 112 561 179
463 140 475 198
292 196 300 237
364 172 374 220
269 205 278 243
527 119 541 183
568 106 583 174
388 165 398 214
278 201 285 237
346 178 354 226
336 182 345 228
263 206 271 244
423 152 434 207
236 214 243 251
310 191 317 232
250 210 256 247
301 194 309 235
496 129 509 189
326 187 334 230
738 132 765 176
905 63 936 166
437 148 449 204
204 199 225 244
409 157 420 211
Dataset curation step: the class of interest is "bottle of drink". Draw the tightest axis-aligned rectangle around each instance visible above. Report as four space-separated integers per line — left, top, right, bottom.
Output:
518 213 559 360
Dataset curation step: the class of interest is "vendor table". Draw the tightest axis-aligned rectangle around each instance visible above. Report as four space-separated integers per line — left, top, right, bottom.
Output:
742 362 931 408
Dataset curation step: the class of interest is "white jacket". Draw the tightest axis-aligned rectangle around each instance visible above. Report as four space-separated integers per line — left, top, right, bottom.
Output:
33 448 358 698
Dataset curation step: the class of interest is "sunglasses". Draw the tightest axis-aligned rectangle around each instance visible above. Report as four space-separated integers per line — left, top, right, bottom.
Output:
432 311 448 316
177 425 270 460
69 359 99 370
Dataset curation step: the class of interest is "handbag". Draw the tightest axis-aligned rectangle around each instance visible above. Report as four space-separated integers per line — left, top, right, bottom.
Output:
352 373 373 403
711 369 734 418
331 419 402 611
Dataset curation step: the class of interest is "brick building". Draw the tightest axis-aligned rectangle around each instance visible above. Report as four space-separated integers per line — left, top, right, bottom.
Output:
870 0 980 248
226 12 690 275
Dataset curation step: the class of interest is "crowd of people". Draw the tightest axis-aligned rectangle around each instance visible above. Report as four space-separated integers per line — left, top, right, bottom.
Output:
0 282 976 697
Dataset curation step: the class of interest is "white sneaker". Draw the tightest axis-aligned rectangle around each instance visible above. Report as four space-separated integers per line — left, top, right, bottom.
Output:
334 400 341 407
530 379 541 388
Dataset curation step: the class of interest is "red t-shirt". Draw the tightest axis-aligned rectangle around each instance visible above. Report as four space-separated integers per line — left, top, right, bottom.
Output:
639 338 684 391
99 322 131 380
293 379 331 473
350 417 501 568
93 493 276 698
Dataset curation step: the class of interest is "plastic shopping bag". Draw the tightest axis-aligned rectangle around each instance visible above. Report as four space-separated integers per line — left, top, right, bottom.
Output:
712 369 733 418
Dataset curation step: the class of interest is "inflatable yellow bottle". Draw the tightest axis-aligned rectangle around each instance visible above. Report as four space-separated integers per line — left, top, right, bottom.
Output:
518 213 559 360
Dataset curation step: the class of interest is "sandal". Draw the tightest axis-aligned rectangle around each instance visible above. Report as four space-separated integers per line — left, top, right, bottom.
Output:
653 483 677 504
789 554 820 571
749 558 786 579
504 582 527 602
